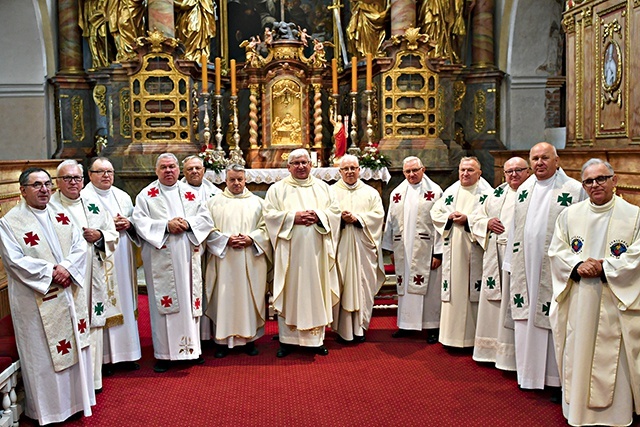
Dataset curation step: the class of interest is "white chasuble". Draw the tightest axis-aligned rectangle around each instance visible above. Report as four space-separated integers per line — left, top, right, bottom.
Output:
382 176 442 330
264 175 341 347
332 179 385 340
431 178 492 347
0 201 95 424
205 188 271 347
549 197 640 426
469 183 517 370
83 183 142 364
133 180 214 360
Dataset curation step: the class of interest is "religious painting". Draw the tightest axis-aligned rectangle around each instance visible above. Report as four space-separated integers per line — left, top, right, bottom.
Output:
269 78 304 146
225 0 335 62
602 40 621 92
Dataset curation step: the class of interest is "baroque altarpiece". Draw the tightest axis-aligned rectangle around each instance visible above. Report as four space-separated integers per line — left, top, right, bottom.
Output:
51 0 506 195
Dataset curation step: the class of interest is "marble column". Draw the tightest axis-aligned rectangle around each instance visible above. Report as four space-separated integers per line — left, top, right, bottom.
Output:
57 0 84 74
148 0 175 38
390 0 416 36
471 0 495 67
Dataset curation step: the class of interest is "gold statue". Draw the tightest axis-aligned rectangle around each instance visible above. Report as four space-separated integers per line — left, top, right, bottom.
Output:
346 0 389 58
418 0 466 62
79 0 112 68
174 0 218 61
107 0 146 62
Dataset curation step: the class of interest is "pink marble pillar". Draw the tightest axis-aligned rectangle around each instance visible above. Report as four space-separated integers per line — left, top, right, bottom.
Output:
391 0 416 37
148 0 175 38
471 0 495 67
58 0 83 73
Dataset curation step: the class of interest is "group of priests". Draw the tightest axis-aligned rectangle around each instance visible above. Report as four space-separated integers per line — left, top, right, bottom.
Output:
0 145 637 427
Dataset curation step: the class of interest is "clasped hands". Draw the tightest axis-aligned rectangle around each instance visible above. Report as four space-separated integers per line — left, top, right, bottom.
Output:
168 217 190 234
448 211 467 226
114 213 131 232
52 264 72 288
577 257 604 279
341 210 357 224
82 227 102 244
228 234 253 249
487 217 505 234
294 210 319 226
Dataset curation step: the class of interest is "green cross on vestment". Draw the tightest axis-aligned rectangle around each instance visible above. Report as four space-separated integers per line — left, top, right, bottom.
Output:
542 302 550 316
486 277 496 289
557 193 572 206
479 195 488 204
445 195 454 205
87 203 100 214
513 294 525 308
518 190 529 203
494 187 504 197
94 302 104 315
443 280 448 291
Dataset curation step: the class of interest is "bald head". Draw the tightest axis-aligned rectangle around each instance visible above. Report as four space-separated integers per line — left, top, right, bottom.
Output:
529 142 559 181
503 157 530 190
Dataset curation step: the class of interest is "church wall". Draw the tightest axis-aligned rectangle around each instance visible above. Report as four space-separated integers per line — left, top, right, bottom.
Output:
0 0 56 159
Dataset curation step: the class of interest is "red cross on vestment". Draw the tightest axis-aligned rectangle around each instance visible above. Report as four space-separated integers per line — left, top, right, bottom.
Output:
55 213 71 225
397 275 403 285
23 231 40 247
77 318 88 333
184 191 196 201
56 339 71 355
424 191 434 201
393 193 401 203
194 298 201 310
413 275 425 285
148 187 159 197
161 295 173 307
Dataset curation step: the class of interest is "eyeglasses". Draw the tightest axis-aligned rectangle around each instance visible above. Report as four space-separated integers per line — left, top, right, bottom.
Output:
289 161 309 167
582 175 613 187
504 167 529 175
59 176 83 183
89 169 114 176
403 168 422 174
340 166 359 172
23 181 53 190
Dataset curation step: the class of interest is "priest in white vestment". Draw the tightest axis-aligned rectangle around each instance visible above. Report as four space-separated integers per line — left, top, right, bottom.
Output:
132 153 214 373
205 164 271 357
180 155 221 344
549 159 640 427
469 157 529 370
49 160 120 393
0 168 94 424
332 155 385 343
263 149 341 357
382 156 443 343
504 142 585 392
84 157 141 374
430 156 492 348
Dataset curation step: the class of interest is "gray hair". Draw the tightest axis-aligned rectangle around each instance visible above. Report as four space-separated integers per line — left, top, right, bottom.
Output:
57 159 83 175
182 155 204 166
402 156 424 168
339 154 359 167
156 153 179 168
460 156 481 169
287 149 311 164
225 163 246 173
581 158 614 177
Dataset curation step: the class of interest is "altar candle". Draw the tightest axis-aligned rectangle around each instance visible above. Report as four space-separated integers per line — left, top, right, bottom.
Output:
214 57 221 95
351 57 357 93
230 59 237 96
201 54 208 92
366 53 372 91
332 58 338 95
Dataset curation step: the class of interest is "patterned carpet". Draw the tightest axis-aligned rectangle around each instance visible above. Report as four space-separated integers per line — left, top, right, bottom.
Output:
22 296 577 427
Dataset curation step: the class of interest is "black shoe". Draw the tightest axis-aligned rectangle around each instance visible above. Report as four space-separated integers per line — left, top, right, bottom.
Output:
192 356 205 365
244 342 259 356
336 335 352 344
315 345 329 356
214 346 228 358
95 387 103 394
121 361 140 371
101 364 114 377
276 344 291 358
392 329 413 338
354 334 366 343
426 334 438 344
153 360 170 373
549 387 562 404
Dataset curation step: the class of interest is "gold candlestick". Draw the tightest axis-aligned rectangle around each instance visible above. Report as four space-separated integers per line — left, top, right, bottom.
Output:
348 91 360 155
211 93 226 164
364 89 374 151
228 95 245 165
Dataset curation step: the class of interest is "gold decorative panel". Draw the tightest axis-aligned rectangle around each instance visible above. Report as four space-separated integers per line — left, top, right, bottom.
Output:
130 53 192 144
269 78 303 146
71 96 85 141
382 51 439 139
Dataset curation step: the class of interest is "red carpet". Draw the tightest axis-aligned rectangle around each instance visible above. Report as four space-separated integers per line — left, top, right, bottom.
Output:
21 296 599 426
